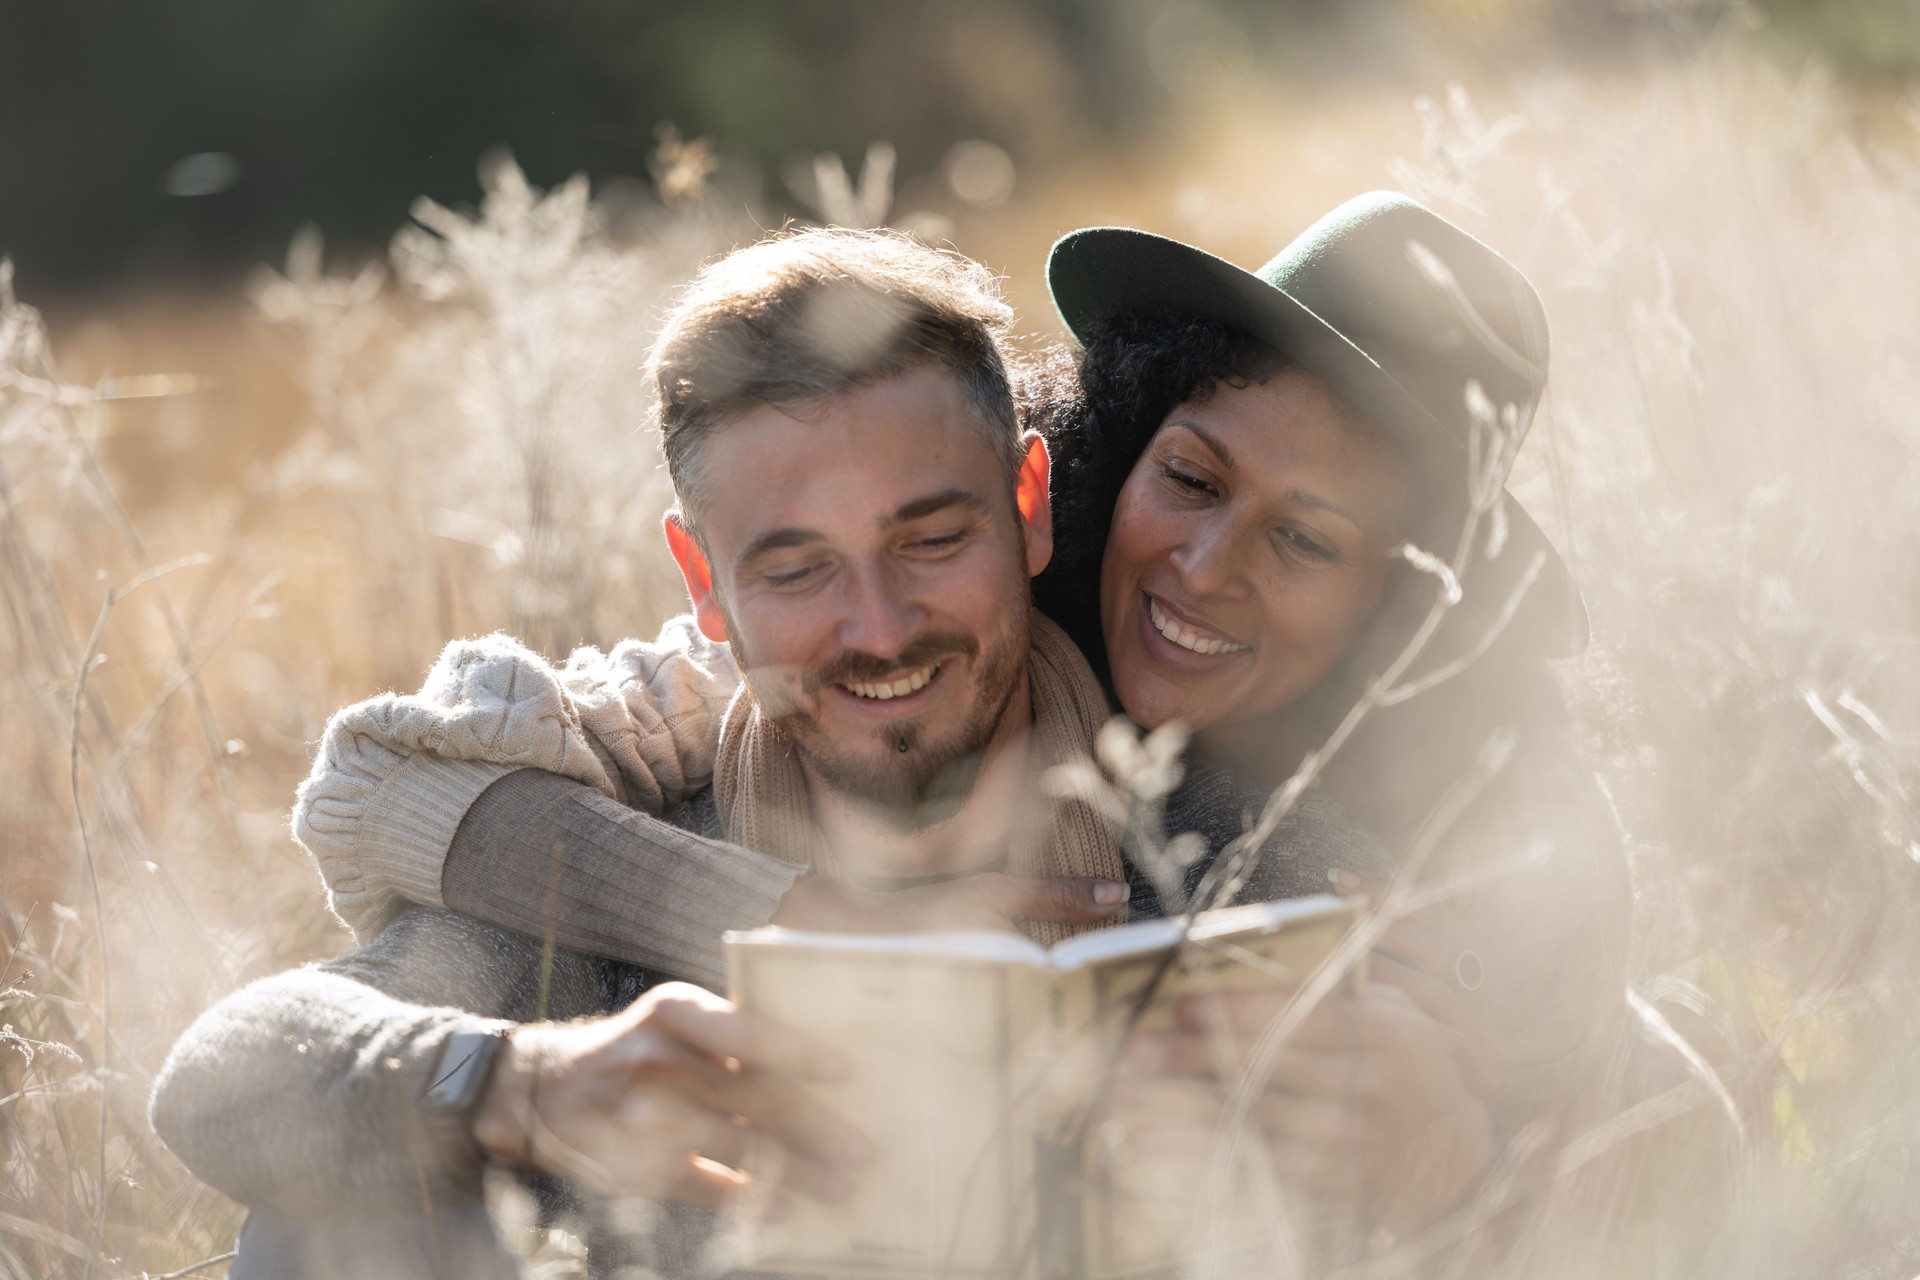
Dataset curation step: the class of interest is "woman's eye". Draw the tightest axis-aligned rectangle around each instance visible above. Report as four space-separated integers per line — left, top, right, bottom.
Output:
1276 528 1336 562
1160 464 1215 497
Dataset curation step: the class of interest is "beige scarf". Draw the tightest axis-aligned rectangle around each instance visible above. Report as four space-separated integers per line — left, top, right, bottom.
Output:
712 611 1125 944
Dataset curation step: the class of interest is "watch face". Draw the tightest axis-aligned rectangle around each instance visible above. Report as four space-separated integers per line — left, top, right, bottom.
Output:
426 1029 502 1109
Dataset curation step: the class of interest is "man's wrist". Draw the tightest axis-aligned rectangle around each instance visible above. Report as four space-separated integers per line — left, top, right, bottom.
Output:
470 1027 542 1168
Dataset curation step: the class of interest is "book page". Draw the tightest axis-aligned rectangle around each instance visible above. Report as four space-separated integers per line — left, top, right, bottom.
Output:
725 934 1053 1280
733 926 1053 966
1046 895 1357 974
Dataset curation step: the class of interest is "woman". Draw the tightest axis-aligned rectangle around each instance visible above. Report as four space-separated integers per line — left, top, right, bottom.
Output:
1033 196 1628 1237
294 193 1627 1239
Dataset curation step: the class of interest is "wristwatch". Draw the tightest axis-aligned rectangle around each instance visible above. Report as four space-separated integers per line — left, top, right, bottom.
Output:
422 1026 511 1162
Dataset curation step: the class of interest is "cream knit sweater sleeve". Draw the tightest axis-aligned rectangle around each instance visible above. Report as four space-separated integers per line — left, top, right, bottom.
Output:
293 616 741 938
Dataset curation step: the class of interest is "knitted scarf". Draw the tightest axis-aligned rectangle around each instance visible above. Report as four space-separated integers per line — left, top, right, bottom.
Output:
711 611 1125 944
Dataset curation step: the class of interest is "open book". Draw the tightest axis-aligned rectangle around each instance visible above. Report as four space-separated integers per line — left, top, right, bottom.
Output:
723 894 1362 1280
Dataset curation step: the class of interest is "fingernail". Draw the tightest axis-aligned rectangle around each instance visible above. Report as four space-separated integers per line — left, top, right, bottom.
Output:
1093 881 1127 907
1329 868 1362 894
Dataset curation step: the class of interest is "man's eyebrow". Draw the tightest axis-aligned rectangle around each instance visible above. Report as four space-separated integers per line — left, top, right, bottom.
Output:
735 527 826 569
890 489 994 524
731 491 991 570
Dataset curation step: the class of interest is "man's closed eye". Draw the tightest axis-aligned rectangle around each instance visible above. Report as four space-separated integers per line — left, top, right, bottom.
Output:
905 530 970 554
764 562 826 588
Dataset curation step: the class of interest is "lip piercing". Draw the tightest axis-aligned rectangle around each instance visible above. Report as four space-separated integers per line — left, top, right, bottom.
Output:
897 738 910 753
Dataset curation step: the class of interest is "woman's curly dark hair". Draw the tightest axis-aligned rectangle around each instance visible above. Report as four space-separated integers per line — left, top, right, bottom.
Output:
1029 310 1288 679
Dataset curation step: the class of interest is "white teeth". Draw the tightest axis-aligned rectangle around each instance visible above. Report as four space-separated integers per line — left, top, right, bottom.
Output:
1148 598 1248 656
842 663 938 700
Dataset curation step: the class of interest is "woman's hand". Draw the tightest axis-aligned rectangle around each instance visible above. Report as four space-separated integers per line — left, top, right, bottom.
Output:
1120 963 1498 1232
1107 878 1508 1233
471 982 871 1210
1333 868 1505 1102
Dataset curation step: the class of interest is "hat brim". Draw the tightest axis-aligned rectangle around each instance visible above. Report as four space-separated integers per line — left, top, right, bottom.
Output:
1047 226 1589 657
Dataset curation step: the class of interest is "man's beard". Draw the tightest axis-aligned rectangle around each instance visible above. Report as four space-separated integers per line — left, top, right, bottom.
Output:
730 609 1031 831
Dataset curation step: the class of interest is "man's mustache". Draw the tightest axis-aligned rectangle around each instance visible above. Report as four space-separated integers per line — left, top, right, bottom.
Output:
805 631 979 693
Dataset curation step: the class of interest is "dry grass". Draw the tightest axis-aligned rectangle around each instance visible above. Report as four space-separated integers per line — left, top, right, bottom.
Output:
4 42 1919 1278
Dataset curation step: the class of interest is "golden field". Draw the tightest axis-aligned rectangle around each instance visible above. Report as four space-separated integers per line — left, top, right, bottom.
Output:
4 40 1920 1278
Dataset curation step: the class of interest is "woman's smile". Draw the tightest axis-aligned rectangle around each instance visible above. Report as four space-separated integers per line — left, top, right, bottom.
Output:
1142 592 1252 660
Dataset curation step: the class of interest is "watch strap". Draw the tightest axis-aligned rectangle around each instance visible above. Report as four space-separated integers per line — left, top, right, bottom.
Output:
422 1025 511 1166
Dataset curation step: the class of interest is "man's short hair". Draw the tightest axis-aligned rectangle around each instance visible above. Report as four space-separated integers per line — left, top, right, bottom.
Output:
649 227 1021 518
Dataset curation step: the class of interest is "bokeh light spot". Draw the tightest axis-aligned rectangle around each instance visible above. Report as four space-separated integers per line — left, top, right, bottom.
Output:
163 152 240 198
944 141 1016 208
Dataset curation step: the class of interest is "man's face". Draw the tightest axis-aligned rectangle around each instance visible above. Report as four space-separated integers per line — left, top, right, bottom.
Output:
668 365 1052 821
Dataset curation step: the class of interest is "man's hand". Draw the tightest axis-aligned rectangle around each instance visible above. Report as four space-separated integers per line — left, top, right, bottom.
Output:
471 982 871 1209
771 872 1128 934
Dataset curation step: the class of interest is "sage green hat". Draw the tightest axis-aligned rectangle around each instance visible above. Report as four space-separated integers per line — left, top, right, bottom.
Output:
1047 191 1587 657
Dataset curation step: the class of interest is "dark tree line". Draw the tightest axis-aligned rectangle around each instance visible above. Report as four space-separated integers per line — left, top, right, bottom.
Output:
0 0 1906 297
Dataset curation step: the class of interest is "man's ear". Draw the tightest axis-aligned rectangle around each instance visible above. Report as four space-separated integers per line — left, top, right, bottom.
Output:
663 510 729 643
1015 431 1054 578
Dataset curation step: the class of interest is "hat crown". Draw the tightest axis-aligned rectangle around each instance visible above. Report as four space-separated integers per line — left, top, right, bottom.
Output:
1250 192 1548 447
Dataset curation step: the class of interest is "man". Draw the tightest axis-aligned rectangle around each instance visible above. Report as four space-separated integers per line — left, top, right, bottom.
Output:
151 227 1134 1278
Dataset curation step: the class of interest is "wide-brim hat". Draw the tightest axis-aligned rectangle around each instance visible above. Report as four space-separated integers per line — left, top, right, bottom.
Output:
1047 191 1588 658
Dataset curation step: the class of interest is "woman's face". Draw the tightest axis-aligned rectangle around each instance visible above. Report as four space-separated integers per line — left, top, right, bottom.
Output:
1099 368 1410 736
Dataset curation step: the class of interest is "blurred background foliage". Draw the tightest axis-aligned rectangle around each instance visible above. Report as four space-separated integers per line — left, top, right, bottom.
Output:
2 0 1916 298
